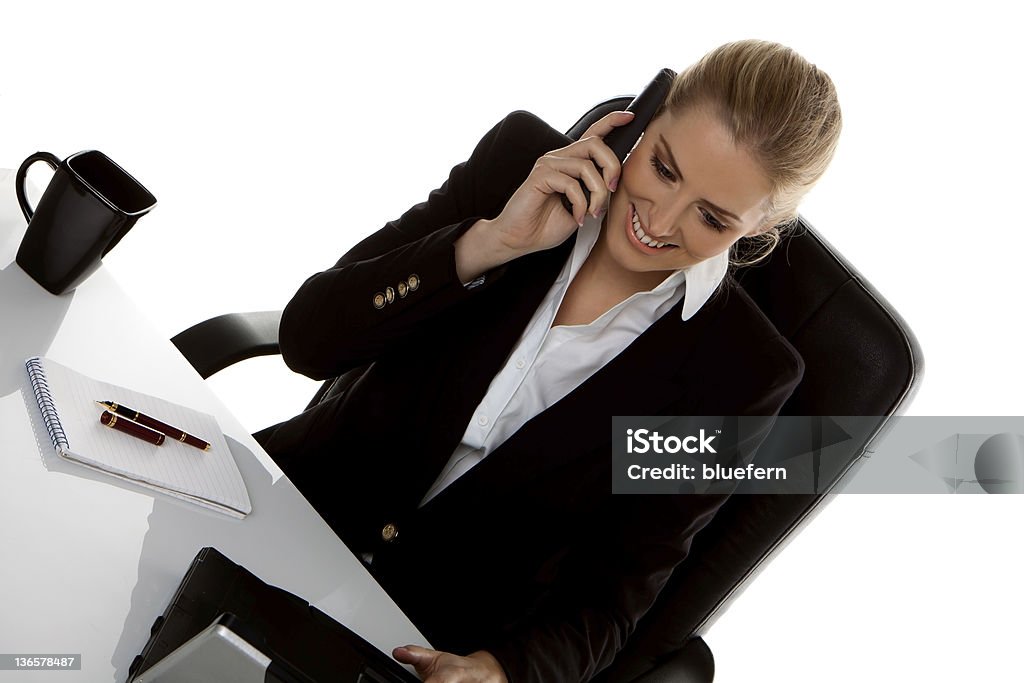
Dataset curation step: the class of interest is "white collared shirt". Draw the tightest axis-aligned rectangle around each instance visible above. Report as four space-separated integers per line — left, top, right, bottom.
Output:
419 211 729 506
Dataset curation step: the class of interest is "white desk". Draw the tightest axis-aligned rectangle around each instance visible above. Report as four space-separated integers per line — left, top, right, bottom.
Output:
0 168 427 681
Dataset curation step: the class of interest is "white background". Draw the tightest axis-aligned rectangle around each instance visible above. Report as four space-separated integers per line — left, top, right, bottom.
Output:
2 1 1021 680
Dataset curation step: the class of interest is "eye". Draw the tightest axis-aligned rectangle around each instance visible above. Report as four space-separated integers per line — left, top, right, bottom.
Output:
649 155 674 181
699 208 728 233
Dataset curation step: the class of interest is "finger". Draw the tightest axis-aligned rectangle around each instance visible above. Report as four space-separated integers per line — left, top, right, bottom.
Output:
393 644 439 672
581 110 636 191
580 109 636 142
572 136 622 199
542 155 609 218
551 133 623 198
534 157 590 224
538 165 590 225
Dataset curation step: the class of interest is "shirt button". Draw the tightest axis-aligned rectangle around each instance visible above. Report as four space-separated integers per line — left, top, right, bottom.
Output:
381 523 398 542
385 286 395 304
372 293 386 309
478 416 489 426
515 358 525 369
407 274 420 291
397 281 408 298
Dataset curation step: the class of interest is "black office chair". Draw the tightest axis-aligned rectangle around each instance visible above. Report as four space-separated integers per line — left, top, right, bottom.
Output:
172 97 923 682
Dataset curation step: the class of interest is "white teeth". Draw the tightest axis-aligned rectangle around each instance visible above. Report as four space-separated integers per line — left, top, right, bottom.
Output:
631 205 671 249
632 215 646 239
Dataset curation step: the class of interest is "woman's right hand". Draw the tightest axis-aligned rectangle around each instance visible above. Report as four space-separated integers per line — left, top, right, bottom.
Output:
454 110 636 282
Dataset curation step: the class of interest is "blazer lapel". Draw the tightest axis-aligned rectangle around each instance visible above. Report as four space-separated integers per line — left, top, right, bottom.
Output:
409 231 579 495
427 293 721 500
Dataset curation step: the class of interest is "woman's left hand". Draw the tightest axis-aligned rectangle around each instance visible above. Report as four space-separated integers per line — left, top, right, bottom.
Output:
393 644 508 683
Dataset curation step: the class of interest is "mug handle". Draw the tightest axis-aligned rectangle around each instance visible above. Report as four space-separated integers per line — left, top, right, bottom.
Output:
15 152 62 222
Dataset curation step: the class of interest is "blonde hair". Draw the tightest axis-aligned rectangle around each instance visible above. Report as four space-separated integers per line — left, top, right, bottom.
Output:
659 39 842 266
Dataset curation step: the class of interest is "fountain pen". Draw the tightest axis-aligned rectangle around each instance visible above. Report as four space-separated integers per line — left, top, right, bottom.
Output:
95 401 211 451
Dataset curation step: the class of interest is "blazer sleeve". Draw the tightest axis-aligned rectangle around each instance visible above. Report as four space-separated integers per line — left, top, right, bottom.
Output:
482 334 804 683
278 111 568 380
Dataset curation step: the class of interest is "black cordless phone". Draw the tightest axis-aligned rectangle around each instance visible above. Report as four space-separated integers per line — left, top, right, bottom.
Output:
561 68 676 217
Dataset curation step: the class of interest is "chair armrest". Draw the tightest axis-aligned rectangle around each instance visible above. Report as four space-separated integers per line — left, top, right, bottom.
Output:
171 311 282 379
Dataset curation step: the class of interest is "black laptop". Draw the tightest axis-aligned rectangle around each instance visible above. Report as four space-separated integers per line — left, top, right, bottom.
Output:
127 547 418 683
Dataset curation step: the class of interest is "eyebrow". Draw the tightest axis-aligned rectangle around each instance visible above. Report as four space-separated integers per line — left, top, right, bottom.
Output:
657 134 741 223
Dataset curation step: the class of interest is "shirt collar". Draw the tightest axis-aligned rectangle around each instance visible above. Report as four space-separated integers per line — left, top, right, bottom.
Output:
573 211 729 322
678 249 729 321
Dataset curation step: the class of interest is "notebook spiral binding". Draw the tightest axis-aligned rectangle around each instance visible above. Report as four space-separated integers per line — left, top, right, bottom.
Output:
26 357 69 451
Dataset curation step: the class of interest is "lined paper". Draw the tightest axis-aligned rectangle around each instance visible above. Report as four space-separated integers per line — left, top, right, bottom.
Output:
26 357 251 518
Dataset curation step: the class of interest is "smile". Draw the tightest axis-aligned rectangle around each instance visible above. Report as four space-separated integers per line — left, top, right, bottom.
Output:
627 203 677 252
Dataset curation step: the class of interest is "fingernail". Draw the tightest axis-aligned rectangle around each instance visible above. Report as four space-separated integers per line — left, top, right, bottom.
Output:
609 176 619 192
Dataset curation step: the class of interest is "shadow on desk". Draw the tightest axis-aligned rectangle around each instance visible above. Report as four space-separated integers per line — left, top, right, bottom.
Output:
0 260 72 398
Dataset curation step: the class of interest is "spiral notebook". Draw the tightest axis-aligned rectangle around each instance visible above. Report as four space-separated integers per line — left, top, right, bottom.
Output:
25 356 251 518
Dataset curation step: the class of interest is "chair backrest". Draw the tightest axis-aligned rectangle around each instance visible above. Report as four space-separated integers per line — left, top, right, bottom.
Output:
564 98 924 681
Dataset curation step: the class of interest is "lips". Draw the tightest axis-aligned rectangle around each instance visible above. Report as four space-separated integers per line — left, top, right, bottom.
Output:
626 203 676 254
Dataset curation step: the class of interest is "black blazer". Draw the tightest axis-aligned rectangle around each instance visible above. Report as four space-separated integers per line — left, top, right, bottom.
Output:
260 111 803 682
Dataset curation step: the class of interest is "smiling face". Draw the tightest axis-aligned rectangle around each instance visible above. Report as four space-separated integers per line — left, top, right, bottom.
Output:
596 105 774 288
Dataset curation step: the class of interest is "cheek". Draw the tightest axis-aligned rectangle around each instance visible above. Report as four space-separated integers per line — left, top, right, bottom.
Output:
616 153 741 260
681 229 740 260
609 165 640 218
620 154 648 192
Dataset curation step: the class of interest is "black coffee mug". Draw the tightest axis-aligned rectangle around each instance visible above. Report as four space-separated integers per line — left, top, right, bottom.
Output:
15 150 157 294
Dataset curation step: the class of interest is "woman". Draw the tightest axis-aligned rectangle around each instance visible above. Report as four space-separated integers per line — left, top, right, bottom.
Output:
258 39 841 682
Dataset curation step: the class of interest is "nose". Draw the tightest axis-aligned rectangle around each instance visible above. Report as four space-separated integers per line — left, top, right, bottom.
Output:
646 195 688 239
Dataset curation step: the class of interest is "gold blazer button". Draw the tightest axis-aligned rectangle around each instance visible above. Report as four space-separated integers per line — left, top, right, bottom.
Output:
397 281 408 298
385 286 395 304
373 292 386 309
381 523 398 542
407 274 420 291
